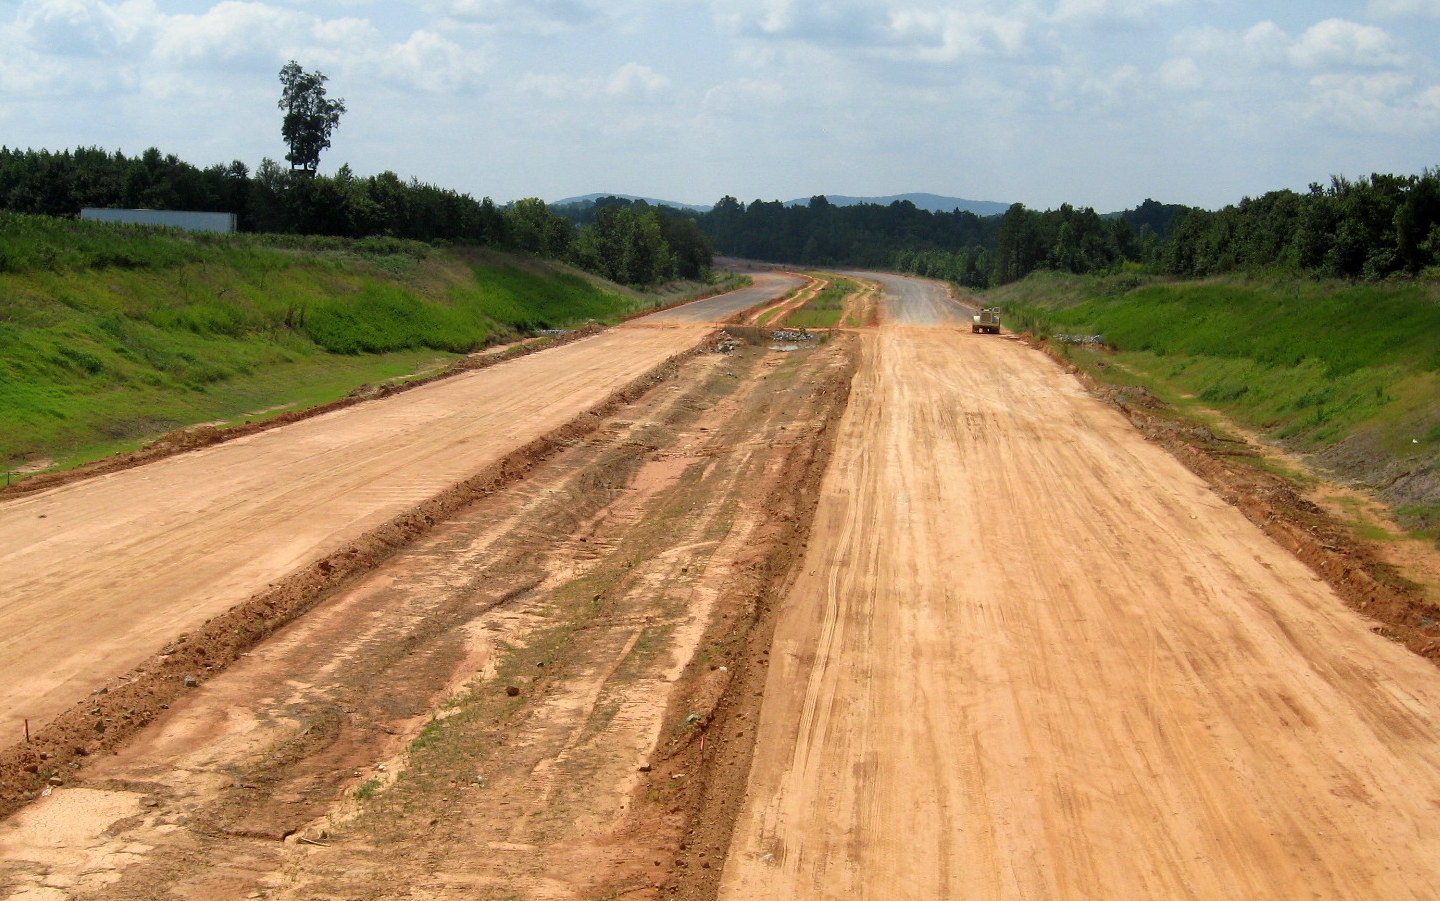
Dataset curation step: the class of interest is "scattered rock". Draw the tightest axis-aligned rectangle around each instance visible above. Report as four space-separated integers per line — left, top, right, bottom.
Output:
183 675 200 688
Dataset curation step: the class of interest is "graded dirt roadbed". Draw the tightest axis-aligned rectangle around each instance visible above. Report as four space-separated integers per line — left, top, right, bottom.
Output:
720 280 1440 898
0 322 713 737
0 322 854 901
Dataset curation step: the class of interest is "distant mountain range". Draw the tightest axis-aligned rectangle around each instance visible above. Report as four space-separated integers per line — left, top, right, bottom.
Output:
552 192 1012 216
783 193 1011 216
551 193 711 212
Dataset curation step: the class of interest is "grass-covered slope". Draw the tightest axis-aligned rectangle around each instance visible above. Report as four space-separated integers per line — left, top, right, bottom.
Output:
991 272 1440 531
0 213 658 472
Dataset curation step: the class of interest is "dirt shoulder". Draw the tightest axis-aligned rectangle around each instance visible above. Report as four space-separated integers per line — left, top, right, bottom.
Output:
1034 338 1440 664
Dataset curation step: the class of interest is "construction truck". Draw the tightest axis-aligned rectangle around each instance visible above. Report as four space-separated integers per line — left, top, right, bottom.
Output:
972 307 1001 334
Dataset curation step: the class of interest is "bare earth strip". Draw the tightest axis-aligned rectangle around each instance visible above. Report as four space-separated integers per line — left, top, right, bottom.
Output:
720 283 1440 899
0 322 709 736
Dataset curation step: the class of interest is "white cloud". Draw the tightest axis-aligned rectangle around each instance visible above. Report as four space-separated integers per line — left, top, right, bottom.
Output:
1306 70 1440 131
1160 55 1201 90
377 29 484 93
700 77 788 114
1043 61 1142 111
717 0 886 44
14 0 157 56
152 3 322 64
1366 0 1440 18
883 8 1029 61
420 0 603 35
1289 18 1404 68
1173 18 1405 70
1050 0 1185 26
1241 20 1289 63
607 62 669 97
517 63 672 102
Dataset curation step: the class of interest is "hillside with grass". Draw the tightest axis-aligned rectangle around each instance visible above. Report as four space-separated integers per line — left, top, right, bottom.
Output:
990 272 1440 533
0 212 700 474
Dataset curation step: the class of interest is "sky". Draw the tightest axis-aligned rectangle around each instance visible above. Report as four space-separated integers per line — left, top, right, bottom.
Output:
2 0 1439 212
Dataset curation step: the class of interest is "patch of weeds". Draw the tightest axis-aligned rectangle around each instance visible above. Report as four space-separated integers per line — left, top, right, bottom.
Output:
1396 504 1440 536
355 778 383 801
674 712 704 734
1368 562 1426 595
408 719 446 753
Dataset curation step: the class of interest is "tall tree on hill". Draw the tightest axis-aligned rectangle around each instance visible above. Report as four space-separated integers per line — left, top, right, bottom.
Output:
278 61 346 175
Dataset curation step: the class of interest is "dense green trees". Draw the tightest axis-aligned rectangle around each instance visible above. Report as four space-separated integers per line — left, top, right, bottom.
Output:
0 147 248 219
562 197 712 283
6 140 1433 289
0 147 710 287
1162 173 1440 280
696 172 1440 286
697 195 995 270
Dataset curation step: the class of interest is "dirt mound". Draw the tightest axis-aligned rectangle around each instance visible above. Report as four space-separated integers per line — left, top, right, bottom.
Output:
614 338 857 901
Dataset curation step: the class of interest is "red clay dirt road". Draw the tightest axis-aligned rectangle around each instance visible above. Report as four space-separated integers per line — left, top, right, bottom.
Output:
720 276 1440 899
0 304 762 741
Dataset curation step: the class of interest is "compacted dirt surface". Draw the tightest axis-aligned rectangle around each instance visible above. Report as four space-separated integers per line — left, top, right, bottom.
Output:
7 270 1440 901
718 278 1440 899
0 324 712 739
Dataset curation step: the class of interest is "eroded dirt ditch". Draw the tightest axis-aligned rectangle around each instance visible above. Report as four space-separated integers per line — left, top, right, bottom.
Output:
0 335 854 901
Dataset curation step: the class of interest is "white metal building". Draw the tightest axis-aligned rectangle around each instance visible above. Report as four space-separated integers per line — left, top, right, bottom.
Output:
80 208 238 234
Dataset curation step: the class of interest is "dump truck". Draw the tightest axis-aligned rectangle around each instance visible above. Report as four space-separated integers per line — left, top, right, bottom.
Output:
972 307 1001 334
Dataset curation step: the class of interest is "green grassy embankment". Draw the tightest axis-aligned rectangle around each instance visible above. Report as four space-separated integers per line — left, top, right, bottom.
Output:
990 271 1440 533
781 276 854 330
0 212 682 475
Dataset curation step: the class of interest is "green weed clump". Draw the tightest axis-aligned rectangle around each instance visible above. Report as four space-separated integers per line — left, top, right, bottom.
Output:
783 276 854 330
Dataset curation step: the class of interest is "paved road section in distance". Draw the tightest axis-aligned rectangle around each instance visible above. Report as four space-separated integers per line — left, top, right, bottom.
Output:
640 271 807 323
836 270 974 325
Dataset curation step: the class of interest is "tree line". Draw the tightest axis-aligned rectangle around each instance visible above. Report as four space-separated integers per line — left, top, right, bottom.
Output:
0 146 711 286
5 140 1435 289
695 175 1440 286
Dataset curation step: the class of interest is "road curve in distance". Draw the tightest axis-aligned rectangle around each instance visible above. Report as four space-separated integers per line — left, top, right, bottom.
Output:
836 270 973 326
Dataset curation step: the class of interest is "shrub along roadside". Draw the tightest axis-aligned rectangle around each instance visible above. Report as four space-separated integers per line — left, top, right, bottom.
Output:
988 271 1440 533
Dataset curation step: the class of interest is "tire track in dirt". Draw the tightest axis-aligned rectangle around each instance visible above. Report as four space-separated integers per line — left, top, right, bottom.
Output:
0 335 855 901
0 326 714 820
719 282 1440 899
